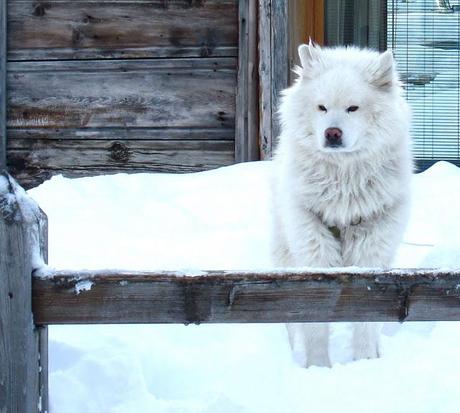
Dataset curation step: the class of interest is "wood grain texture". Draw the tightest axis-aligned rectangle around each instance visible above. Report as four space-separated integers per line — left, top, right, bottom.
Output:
33 269 460 325
259 0 323 156
38 205 49 413
8 139 235 188
7 59 236 129
6 58 236 187
235 0 259 163
0 0 6 169
258 0 272 160
7 127 236 141
8 0 238 60
257 0 289 156
0 172 47 413
271 0 289 143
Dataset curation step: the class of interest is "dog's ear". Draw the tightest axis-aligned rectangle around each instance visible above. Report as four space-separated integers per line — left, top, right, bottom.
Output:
298 42 322 73
370 50 396 91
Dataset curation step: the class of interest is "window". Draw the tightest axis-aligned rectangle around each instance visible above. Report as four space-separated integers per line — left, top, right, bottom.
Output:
325 0 460 171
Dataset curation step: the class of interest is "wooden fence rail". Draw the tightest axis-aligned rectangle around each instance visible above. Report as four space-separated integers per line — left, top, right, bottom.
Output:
33 268 460 325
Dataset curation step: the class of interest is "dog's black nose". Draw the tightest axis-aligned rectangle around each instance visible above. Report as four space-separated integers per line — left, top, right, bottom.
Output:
324 127 343 147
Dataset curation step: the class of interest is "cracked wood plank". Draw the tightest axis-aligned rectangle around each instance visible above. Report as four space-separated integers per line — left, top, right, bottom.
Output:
32 268 460 325
8 139 234 188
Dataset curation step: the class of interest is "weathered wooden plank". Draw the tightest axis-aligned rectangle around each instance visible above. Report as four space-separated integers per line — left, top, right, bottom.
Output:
8 0 238 60
0 172 48 412
235 0 259 163
7 58 236 129
8 139 235 188
38 326 48 413
33 269 460 325
258 0 272 160
38 204 49 413
258 0 290 157
7 127 236 141
271 0 289 142
0 0 6 169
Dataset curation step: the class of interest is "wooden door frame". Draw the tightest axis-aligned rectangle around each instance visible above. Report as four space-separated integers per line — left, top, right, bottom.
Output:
235 0 259 162
258 0 325 160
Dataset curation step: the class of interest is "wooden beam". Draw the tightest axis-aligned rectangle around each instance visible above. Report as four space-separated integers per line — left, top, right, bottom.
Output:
33 268 460 325
38 205 49 413
235 0 259 163
0 172 48 412
258 0 291 158
9 138 235 190
8 0 238 61
0 0 6 170
258 0 272 159
270 0 289 141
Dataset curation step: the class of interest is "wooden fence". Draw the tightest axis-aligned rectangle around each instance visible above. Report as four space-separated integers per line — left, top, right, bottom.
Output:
2 1 460 412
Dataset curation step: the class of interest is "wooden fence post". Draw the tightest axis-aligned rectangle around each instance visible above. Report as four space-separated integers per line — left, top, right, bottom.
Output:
0 172 48 412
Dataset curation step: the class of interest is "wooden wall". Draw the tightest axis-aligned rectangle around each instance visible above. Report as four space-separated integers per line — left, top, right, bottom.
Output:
6 0 241 188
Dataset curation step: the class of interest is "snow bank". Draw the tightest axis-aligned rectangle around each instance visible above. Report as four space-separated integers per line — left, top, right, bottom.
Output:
28 161 460 413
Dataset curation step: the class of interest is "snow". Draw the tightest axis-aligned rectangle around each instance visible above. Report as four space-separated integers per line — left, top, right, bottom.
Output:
0 173 45 270
28 160 460 413
74 280 94 295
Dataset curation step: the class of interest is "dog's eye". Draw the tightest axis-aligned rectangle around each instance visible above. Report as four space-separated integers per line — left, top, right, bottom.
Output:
318 105 327 112
347 106 359 113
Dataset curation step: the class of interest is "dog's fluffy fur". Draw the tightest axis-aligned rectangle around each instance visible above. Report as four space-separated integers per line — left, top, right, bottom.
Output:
271 44 412 367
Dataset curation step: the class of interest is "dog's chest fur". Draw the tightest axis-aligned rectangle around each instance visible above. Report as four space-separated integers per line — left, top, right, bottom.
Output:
292 155 403 227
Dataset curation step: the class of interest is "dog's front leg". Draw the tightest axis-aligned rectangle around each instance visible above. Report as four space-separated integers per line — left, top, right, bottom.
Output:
283 203 343 367
342 204 408 361
283 204 343 269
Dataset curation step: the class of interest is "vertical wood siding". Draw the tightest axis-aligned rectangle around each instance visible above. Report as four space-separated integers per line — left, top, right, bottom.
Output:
0 0 6 169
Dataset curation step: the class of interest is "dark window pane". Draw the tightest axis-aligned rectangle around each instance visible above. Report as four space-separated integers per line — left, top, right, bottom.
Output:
325 0 387 51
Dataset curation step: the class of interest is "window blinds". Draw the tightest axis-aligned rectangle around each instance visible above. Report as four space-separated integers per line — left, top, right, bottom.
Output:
325 0 460 171
388 0 460 171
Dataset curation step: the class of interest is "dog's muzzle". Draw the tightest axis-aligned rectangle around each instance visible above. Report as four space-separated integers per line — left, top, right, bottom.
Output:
324 127 343 148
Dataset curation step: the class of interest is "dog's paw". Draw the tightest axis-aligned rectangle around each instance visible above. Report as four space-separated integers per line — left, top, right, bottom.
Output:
353 342 380 361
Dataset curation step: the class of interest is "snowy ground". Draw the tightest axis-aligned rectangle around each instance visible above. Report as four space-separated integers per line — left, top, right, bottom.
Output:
29 161 460 413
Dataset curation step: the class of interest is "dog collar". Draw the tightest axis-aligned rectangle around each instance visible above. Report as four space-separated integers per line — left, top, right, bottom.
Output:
327 217 362 241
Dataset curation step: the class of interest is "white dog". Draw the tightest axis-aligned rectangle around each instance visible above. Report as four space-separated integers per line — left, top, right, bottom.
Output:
271 44 412 367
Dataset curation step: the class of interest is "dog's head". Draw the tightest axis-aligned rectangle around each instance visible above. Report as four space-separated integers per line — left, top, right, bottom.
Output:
280 44 408 156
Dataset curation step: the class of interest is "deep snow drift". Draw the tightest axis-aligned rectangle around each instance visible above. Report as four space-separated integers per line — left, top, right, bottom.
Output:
29 161 460 413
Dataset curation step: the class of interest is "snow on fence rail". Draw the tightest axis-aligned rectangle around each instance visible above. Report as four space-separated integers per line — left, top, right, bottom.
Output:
33 268 460 325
